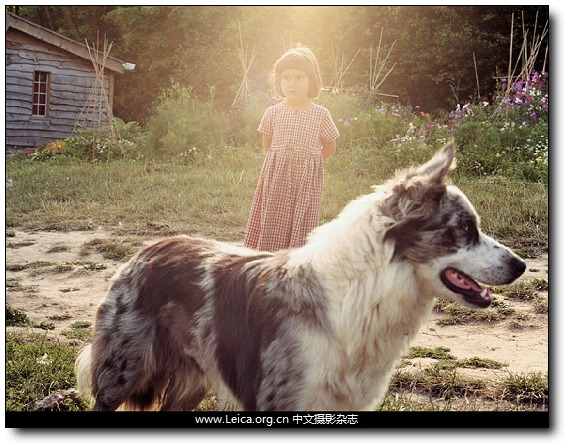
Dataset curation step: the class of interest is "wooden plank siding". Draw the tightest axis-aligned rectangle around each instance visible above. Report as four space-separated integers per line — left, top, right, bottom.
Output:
5 13 130 151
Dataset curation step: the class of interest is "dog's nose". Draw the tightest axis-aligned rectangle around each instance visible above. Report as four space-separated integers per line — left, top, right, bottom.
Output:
512 257 527 277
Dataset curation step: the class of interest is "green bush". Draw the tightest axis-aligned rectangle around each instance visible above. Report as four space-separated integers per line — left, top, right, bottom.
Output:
146 83 231 156
447 71 548 183
454 118 548 183
6 305 30 327
30 117 147 162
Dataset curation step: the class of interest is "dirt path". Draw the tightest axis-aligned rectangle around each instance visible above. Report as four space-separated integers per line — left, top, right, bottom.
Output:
6 230 548 380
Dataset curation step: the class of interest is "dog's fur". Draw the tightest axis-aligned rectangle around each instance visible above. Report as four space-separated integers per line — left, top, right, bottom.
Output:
75 142 526 411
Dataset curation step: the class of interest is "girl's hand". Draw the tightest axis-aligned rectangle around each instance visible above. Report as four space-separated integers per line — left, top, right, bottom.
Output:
322 139 336 159
262 133 273 153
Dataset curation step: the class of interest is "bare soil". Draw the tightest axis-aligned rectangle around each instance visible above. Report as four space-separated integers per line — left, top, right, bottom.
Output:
6 229 548 382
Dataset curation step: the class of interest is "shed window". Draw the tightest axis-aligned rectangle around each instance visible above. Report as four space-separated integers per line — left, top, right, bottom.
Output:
32 71 49 116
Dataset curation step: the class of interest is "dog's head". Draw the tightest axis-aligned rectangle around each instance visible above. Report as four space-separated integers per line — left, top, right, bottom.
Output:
381 141 526 309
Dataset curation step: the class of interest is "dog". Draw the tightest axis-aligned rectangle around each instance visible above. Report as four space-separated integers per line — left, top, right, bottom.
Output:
75 141 526 411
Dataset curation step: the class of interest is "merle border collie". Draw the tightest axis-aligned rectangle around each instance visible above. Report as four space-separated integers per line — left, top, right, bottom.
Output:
76 141 526 411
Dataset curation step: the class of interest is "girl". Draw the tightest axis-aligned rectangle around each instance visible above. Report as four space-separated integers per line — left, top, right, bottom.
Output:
244 46 340 252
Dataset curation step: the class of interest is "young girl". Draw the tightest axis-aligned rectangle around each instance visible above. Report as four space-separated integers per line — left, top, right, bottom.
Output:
244 46 340 252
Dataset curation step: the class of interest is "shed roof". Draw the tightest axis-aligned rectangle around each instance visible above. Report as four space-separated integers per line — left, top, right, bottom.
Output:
5 12 132 74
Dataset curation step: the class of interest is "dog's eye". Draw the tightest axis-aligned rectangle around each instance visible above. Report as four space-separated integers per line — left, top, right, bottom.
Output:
463 220 479 243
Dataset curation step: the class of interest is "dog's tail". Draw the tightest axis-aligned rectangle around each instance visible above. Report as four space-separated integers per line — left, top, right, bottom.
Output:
75 344 94 406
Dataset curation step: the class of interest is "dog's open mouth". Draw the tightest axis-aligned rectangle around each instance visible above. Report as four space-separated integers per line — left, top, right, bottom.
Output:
440 268 492 308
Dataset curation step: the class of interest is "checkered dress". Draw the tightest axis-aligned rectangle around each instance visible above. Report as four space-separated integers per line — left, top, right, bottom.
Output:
244 101 340 252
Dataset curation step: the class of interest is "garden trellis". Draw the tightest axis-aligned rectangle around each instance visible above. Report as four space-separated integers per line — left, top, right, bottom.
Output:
496 11 548 121
73 35 116 143
328 44 360 92
368 27 398 102
232 24 257 107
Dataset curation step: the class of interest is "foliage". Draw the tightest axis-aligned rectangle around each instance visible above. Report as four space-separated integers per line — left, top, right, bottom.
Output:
447 71 548 183
30 118 147 162
6 332 87 411
13 6 548 122
495 71 548 124
79 238 136 261
23 66 548 187
496 372 548 407
145 83 232 157
7 305 30 327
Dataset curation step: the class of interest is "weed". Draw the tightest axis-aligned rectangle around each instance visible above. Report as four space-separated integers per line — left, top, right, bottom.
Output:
406 346 456 360
7 241 35 249
390 366 485 402
5 332 86 411
6 305 30 326
495 372 548 408
47 244 70 253
52 264 74 273
33 322 55 331
79 238 135 261
6 142 547 251
457 357 506 369
72 261 108 271
431 360 458 371
62 328 92 342
71 321 92 329
59 287 80 293
48 313 73 321
6 261 54 272
532 298 548 314
6 278 24 291
435 298 515 326
6 279 39 294
499 279 548 301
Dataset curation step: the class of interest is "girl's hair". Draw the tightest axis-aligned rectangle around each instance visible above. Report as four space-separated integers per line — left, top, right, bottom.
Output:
271 46 322 99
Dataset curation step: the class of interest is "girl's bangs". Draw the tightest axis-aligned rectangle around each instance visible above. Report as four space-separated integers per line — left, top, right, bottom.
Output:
276 54 312 76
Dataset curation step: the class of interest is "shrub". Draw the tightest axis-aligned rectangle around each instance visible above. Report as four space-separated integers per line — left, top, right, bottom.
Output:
445 71 548 183
494 71 548 125
145 83 231 156
6 305 30 327
30 117 146 162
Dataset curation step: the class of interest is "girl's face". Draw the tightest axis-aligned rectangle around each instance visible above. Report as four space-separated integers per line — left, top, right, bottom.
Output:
280 69 310 105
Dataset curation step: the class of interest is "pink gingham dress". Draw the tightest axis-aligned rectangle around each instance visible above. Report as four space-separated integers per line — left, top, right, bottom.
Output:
244 101 340 252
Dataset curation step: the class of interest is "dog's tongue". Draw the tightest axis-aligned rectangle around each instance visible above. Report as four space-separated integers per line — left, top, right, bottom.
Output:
445 269 484 293
441 268 492 307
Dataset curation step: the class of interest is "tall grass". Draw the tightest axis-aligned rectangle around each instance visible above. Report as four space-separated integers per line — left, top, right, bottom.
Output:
6 140 548 256
6 146 261 240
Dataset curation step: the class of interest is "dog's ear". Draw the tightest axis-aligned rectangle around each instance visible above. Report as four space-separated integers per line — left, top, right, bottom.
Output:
385 140 456 211
381 141 456 260
409 139 455 185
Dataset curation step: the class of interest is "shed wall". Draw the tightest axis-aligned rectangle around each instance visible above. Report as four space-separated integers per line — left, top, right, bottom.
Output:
6 29 115 148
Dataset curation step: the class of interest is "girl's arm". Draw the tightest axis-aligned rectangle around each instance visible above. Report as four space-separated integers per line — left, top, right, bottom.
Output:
321 139 336 159
262 133 273 152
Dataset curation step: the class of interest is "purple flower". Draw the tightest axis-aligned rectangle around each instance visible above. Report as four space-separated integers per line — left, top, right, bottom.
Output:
338 116 355 126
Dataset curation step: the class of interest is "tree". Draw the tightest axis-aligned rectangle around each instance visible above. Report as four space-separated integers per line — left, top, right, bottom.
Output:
12 5 548 121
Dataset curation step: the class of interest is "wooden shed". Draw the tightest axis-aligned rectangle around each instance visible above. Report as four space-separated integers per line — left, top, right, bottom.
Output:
5 12 134 152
